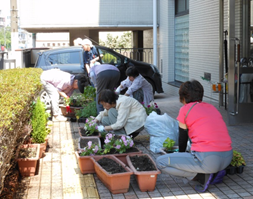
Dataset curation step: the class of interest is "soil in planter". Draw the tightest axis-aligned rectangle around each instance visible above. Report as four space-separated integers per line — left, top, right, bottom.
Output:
97 157 126 174
80 139 99 148
80 128 99 136
163 148 179 153
18 147 37 158
130 155 157 171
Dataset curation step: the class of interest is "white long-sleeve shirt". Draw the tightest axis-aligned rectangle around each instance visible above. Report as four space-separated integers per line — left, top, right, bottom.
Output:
96 95 147 135
119 74 153 107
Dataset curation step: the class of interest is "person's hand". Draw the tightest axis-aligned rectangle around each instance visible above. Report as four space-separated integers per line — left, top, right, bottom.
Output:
100 54 103 58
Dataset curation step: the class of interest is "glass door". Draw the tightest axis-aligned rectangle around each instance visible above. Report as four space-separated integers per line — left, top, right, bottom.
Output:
227 0 253 125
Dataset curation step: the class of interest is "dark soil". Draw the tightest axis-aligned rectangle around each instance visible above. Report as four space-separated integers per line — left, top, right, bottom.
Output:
97 157 126 174
130 155 157 171
163 148 179 153
80 127 99 136
80 138 99 148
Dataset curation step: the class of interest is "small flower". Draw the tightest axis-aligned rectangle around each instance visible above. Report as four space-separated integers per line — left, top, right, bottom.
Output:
154 103 157 105
130 140 134 147
116 145 121 149
147 105 151 108
105 138 110 144
155 105 158 108
88 141 92 149
86 119 89 123
93 145 99 153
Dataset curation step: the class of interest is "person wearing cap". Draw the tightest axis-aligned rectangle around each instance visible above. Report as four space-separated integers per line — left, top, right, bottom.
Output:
81 39 102 73
73 37 82 46
40 69 88 122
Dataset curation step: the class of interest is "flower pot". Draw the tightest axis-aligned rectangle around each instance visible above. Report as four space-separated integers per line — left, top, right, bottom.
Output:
160 146 179 154
78 137 101 151
236 165 245 174
60 105 82 118
78 127 100 137
75 151 104 174
91 155 133 194
226 165 237 175
126 154 161 192
17 144 40 177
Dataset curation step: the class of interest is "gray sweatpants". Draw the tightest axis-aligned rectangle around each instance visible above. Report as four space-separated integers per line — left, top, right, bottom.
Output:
101 108 126 135
156 150 233 181
41 79 60 116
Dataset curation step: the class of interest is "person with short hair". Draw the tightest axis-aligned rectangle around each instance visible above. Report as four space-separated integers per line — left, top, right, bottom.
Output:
116 66 153 107
40 69 88 122
95 89 147 136
156 79 233 193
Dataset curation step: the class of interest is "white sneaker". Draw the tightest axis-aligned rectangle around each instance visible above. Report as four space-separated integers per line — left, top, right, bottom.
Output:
53 115 67 122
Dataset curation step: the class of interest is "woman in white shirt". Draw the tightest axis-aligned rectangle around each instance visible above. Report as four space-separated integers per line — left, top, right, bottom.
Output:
95 89 147 137
116 66 154 107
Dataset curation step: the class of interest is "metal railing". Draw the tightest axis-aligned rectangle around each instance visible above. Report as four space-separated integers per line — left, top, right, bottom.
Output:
113 48 153 64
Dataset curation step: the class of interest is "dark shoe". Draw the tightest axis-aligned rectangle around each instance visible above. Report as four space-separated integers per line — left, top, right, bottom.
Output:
210 170 226 185
129 131 140 139
195 173 214 193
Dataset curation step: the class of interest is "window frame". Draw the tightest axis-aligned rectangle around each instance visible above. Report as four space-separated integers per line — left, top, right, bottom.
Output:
175 0 189 17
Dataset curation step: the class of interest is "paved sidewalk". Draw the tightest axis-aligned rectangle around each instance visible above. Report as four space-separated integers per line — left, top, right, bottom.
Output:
15 93 253 199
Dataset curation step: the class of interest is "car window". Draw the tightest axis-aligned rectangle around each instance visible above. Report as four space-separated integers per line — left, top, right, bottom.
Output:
98 49 121 65
48 52 80 65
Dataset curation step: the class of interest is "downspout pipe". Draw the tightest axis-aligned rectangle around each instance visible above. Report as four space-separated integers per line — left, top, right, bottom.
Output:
153 0 157 66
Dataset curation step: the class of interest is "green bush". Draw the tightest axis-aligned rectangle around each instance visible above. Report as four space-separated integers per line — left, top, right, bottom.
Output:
75 101 97 119
0 68 43 193
31 98 48 143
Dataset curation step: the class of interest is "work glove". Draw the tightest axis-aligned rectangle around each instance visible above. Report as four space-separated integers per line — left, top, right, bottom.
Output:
97 125 105 132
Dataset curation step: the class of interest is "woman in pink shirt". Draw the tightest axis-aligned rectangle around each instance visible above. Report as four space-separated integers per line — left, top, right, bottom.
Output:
156 80 233 192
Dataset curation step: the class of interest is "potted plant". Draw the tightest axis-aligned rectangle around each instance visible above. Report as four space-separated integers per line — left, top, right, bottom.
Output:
142 102 161 115
30 98 49 158
75 101 97 122
60 86 96 118
161 138 178 154
17 144 40 176
229 150 246 174
75 141 103 174
91 155 133 194
126 154 161 192
78 116 100 137
103 133 142 165
78 136 101 150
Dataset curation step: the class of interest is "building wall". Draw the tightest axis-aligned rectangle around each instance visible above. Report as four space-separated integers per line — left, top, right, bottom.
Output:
159 0 243 101
19 0 153 29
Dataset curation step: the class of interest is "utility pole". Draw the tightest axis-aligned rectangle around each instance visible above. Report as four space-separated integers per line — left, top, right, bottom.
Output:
10 0 18 51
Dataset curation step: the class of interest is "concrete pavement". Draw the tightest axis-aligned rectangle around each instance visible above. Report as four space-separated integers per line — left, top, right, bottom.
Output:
15 93 253 199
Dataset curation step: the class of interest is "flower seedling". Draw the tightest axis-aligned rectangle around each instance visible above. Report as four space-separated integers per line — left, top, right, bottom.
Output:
114 135 134 154
84 116 98 136
230 150 246 167
79 141 103 156
142 102 159 115
103 133 116 154
163 138 175 151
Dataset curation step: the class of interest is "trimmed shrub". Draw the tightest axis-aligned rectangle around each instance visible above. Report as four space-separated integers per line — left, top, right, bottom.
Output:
0 68 43 194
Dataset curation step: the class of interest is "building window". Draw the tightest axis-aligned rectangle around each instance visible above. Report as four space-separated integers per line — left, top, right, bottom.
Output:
175 0 189 16
58 43 61 46
174 0 189 82
53 43 55 47
47 43 50 47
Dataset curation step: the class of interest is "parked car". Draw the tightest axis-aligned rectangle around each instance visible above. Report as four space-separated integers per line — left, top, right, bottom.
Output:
35 45 163 109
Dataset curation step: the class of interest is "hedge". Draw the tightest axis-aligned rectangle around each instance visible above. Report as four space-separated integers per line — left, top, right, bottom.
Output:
0 68 43 194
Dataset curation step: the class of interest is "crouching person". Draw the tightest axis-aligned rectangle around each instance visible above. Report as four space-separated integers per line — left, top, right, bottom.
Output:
95 89 147 137
156 80 233 192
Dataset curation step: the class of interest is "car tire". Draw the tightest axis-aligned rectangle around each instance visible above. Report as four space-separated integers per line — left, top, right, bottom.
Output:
146 78 156 95
39 89 52 110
